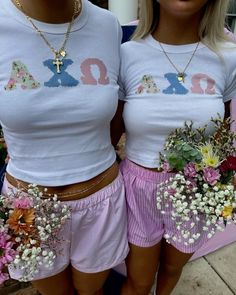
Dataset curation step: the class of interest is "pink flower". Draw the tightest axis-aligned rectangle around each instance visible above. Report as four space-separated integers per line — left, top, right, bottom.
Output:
0 271 9 284
13 197 32 209
8 79 15 85
18 70 25 77
186 179 197 191
0 232 15 266
184 162 197 178
136 85 144 94
163 161 171 172
203 167 220 186
167 187 177 196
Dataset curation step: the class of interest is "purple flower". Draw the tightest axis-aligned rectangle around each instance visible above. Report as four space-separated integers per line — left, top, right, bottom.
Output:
0 231 15 266
167 188 177 195
187 179 197 190
13 197 32 209
0 270 9 284
184 162 197 178
203 167 220 186
163 161 171 172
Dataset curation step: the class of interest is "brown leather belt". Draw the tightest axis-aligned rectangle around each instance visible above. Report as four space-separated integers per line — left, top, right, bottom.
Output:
5 162 119 201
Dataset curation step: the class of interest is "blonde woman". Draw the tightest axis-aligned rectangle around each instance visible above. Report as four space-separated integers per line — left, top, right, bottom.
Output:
0 0 129 294
112 1 236 294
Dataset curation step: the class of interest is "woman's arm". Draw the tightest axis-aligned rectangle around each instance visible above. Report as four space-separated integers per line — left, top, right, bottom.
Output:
0 137 8 164
110 100 125 148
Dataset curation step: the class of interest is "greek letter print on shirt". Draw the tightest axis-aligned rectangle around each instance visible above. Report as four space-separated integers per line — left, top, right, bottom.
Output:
119 35 236 169
0 0 122 186
135 72 216 95
5 61 40 90
4 57 111 89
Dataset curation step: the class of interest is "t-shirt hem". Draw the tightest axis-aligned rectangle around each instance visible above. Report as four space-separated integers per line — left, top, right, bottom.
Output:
6 156 116 186
125 152 160 169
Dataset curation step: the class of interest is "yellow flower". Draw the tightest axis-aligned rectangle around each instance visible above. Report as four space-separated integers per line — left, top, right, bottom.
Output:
199 144 213 157
217 183 227 190
196 162 205 171
202 154 220 168
222 206 233 218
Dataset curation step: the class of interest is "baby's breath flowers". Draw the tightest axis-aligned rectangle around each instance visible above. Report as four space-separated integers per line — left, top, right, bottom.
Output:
157 115 236 245
0 185 71 283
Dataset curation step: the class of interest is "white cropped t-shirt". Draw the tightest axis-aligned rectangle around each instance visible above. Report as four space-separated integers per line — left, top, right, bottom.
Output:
0 0 122 185
119 35 236 168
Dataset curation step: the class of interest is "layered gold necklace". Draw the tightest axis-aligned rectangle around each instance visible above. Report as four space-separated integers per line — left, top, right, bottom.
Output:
14 0 82 73
158 41 200 83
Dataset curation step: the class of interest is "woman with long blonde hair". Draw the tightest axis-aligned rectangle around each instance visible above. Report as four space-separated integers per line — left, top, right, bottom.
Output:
112 0 236 294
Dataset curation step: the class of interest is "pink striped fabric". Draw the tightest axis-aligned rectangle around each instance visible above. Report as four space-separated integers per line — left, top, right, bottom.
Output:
120 159 209 253
2 173 129 279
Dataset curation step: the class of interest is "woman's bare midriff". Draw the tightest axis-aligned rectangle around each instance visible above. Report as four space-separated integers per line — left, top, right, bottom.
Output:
5 161 119 201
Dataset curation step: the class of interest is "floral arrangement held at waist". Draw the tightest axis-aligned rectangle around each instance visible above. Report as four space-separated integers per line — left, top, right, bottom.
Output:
157 115 236 245
0 184 71 283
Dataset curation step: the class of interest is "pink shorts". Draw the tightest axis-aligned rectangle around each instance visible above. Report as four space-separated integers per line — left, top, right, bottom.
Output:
2 173 129 280
120 159 209 253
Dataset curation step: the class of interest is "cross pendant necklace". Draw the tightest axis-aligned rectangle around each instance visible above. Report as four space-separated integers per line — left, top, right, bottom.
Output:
14 0 82 74
53 57 64 74
53 51 66 73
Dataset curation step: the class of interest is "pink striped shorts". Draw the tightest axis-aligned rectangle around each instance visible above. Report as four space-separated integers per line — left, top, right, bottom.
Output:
120 159 209 253
2 173 129 280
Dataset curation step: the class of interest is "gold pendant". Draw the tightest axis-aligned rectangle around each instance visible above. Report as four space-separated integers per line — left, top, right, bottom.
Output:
53 58 63 74
177 73 185 82
60 50 67 58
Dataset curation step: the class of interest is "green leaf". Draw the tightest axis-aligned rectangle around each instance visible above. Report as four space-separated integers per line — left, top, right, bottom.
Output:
0 211 6 220
220 171 234 184
167 153 186 171
182 144 193 152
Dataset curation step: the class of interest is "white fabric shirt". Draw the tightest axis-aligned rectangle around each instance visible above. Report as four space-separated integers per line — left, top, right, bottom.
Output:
0 0 122 185
120 35 236 168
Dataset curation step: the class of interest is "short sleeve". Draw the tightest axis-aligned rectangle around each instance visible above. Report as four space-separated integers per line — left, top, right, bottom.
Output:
223 67 236 102
223 46 236 103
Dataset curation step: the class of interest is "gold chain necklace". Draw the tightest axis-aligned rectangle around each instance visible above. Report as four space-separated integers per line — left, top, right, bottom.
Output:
14 168 112 199
14 0 82 74
158 41 200 83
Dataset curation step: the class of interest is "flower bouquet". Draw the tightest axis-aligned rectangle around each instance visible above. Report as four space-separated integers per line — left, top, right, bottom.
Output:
0 185 71 283
157 115 236 246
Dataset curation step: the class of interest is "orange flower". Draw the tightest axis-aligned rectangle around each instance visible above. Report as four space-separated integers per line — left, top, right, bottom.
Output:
7 208 35 235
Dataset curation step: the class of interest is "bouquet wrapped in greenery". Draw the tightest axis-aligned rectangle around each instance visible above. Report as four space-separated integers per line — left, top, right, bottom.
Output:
157 115 236 246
